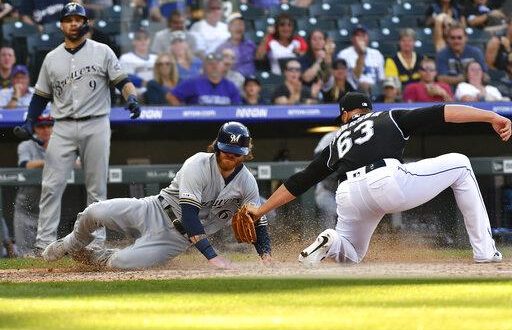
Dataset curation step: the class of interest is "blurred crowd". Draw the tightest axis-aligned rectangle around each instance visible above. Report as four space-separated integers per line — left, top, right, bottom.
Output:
0 0 511 109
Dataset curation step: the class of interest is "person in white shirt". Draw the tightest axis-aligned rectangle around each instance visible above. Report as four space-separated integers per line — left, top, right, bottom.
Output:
119 28 157 97
151 10 199 57
455 60 509 101
189 0 229 56
0 65 34 108
336 24 384 94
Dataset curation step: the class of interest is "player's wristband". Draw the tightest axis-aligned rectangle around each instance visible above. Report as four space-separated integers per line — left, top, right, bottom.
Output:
194 238 217 260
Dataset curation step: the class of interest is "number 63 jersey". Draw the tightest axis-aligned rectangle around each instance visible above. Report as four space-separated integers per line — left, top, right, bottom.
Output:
327 111 408 173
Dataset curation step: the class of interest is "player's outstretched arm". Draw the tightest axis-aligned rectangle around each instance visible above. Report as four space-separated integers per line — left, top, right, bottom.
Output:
444 104 511 141
247 184 296 220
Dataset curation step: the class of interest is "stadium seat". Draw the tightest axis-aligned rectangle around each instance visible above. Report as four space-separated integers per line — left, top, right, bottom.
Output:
371 41 397 58
392 2 428 17
42 21 61 34
269 4 310 18
414 27 434 43
2 21 39 42
414 40 436 58
488 68 507 82
257 70 283 85
94 19 122 36
465 28 492 44
379 16 419 30
26 33 62 52
326 29 351 44
296 17 337 37
309 2 349 19
368 27 400 42
253 17 275 35
350 3 390 17
100 4 134 22
239 3 266 20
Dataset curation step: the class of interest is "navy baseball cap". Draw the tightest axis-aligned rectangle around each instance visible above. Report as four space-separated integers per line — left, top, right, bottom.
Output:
11 65 29 77
244 75 260 86
351 24 368 35
339 92 372 113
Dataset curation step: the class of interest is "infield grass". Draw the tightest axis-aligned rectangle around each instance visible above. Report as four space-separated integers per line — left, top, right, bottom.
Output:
1 278 512 330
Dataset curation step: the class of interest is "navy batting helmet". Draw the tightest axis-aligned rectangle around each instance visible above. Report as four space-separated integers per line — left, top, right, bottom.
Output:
60 2 88 21
216 122 251 156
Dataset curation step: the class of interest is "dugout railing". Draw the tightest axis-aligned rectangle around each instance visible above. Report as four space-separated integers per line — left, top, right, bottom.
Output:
1 158 512 249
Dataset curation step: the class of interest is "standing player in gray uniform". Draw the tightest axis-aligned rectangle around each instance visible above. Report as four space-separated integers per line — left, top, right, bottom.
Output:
42 122 271 269
13 3 141 254
248 92 510 265
14 114 54 256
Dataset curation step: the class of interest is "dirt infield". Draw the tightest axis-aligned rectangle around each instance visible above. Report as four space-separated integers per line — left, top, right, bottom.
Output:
1 234 511 283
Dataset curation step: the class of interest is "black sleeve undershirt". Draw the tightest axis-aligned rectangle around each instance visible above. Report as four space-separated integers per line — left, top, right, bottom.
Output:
391 104 446 137
283 146 334 197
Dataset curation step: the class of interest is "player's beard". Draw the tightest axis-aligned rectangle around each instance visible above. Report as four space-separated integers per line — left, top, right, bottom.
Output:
65 31 82 42
217 154 243 172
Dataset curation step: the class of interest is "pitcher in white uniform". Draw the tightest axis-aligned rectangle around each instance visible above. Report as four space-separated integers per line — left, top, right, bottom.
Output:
248 92 510 265
42 122 271 269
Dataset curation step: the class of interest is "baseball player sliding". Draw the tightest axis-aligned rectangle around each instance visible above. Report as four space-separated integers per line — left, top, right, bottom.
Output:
13 3 141 254
42 122 271 269
248 92 511 265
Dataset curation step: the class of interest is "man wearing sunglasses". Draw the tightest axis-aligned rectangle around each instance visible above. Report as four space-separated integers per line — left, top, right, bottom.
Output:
436 23 487 88
42 122 271 270
403 58 454 102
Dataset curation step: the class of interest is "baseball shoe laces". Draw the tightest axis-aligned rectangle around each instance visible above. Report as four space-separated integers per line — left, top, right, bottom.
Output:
474 250 502 263
298 228 338 267
42 238 70 262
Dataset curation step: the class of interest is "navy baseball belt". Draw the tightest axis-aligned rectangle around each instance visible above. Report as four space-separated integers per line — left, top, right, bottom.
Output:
55 114 107 121
157 195 188 236
365 159 386 173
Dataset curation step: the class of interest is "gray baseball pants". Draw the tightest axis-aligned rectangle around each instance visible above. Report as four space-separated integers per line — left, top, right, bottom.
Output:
63 195 191 269
35 116 110 249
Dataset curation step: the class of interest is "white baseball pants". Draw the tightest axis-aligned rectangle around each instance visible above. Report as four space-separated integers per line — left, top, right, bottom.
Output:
327 153 498 263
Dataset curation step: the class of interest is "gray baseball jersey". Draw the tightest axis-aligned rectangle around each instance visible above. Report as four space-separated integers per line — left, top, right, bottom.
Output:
15 140 45 256
57 152 266 269
160 152 267 234
35 39 126 119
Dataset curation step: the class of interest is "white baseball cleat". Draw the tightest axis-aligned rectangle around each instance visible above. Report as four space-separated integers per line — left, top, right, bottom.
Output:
42 238 69 262
474 251 503 263
298 229 338 267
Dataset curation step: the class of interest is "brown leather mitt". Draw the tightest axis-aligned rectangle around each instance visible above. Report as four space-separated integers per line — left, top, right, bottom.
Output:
232 205 257 243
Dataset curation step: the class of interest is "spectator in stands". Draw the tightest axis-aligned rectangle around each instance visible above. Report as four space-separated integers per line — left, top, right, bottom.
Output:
144 53 179 105
464 0 506 30
83 0 112 19
0 46 15 88
189 0 230 56
321 58 356 104
0 1 13 23
14 114 54 257
436 23 487 88
272 59 319 105
220 48 245 94
300 29 336 86
403 58 454 102
497 53 512 98
385 28 424 88
20 0 68 32
148 0 187 23
169 30 203 81
215 12 256 77
455 60 508 101
255 12 308 75
336 24 385 95
0 65 34 108
119 28 157 98
374 77 402 103
242 75 265 105
485 19 512 70
151 11 199 56
168 52 241 105
426 0 466 52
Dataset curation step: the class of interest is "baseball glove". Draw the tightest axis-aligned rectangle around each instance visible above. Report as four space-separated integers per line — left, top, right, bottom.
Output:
232 205 257 243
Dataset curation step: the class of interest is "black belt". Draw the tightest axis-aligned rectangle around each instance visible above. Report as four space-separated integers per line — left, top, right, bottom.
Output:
365 159 386 173
157 195 187 236
55 114 107 122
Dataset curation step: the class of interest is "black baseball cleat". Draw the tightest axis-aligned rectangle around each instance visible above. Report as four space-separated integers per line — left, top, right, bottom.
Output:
298 229 338 267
